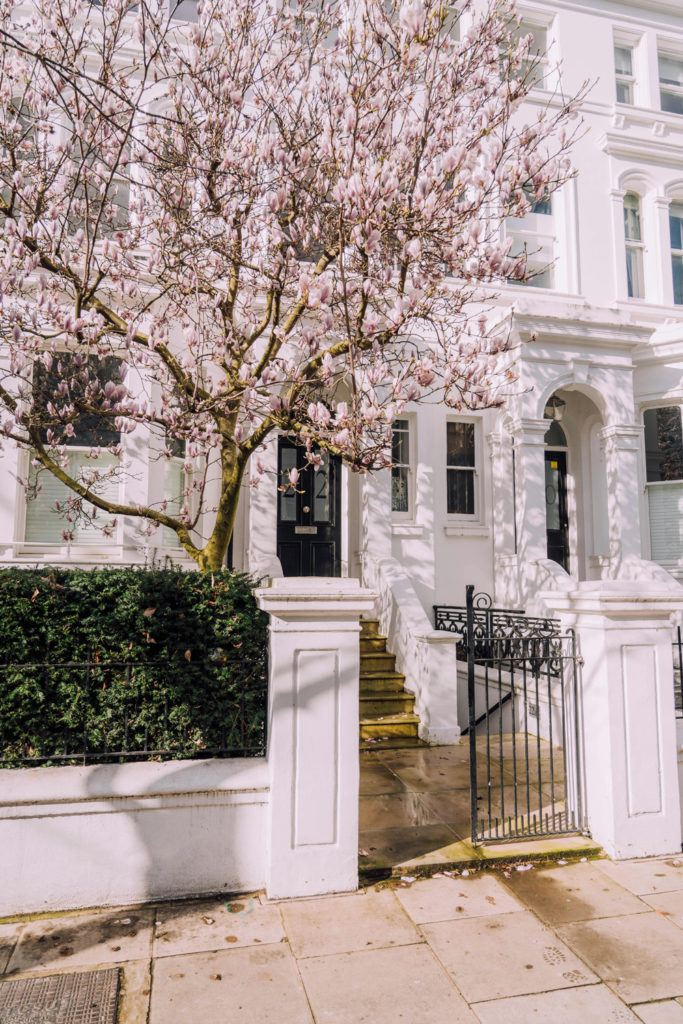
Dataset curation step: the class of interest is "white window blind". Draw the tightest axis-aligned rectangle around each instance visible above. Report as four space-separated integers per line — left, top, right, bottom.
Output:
648 483 683 562
161 456 185 548
25 452 119 544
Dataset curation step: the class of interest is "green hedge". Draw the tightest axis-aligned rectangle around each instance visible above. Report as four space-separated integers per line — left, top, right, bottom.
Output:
0 567 268 767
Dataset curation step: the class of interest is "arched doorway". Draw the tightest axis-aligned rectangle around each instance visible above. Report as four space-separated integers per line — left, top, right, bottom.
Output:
542 389 609 580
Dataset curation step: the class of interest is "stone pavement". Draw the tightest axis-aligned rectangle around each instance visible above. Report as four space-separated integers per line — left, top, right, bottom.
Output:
2 855 683 1022
359 740 599 873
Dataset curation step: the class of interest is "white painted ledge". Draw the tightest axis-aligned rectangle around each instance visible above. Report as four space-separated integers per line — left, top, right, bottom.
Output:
0 757 268 806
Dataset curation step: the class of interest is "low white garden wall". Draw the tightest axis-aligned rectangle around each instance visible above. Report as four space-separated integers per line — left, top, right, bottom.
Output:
0 757 268 916
0 577 373 916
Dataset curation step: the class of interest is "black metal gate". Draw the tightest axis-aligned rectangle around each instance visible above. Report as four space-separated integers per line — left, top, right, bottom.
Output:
435 586 585 845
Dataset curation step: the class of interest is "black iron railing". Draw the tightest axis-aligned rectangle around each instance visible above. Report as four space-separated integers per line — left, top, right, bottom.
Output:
444 587 583 845
673 626 683 719
0 649 267 767
434 600 564 676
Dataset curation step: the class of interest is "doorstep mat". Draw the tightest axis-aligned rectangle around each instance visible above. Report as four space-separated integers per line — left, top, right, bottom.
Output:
0 967 119 1024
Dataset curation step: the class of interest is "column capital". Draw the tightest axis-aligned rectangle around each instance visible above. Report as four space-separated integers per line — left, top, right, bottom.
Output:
256 577 375 630
599 423 643 451
514 418 549 447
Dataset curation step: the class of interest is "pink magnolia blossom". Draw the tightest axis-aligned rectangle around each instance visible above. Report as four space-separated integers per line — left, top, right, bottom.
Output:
0 0 583 568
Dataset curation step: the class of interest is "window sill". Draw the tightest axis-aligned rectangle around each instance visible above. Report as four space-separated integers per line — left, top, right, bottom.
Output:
443 524 490 538
391 523 425 537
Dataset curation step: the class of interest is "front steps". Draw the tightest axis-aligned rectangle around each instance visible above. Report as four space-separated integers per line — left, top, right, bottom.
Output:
359 619 423 749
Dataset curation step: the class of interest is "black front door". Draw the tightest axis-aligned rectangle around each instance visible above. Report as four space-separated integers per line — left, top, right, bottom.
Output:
545 450 569 572
277 439 342 577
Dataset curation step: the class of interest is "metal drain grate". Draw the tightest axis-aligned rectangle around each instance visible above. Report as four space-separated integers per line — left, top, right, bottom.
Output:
0 967 119 1024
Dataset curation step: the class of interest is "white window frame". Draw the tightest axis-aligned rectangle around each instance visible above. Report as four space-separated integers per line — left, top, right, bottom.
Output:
658 50 683 117
445 417 481 522
624 192 645 300
20 354 124 550
391 416 416 522
614 43 635 105
670 201 683 306
642 403 683 566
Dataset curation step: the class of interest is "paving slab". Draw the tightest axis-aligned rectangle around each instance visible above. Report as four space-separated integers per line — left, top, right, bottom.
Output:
372 745 469 768
0 923 23 975
359 762 407 795
422 910 597 1003
388 760 473 792
359 791 443 829
471 983 642 1023
594 858 683 896
149 945 313 1024
117 960 152 1024
394 873 523 924
6 909 154 975
640 890 683 930
153 896 283 957
298 943 478 1024
633 1001 683 1024
359 824 462 870
558 912 683 1004
280 888 419 958
502 861 648 924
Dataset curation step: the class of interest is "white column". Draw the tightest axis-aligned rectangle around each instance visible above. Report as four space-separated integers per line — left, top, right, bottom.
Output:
600 425 644 566
550 581 683 859
361 468 392 567
653 195 674 306
256 577 375 899
609 188 628 302
414 630 460 745
247 434 282 578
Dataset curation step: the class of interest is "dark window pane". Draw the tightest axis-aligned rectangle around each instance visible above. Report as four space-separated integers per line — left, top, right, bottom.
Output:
615 46 633 77
447 422 475 467
392 465 409 512
661 89 683 115
544 420 567 446
447 468 475 514
644 407 683 482
33 355 121 447
392 421 410 466
313 455 330 523
278 447 297 523
670 210 683 250
673 255 683 305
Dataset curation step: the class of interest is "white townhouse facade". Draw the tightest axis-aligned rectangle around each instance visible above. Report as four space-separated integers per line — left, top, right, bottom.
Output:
2 0 683 616
237 0 683 612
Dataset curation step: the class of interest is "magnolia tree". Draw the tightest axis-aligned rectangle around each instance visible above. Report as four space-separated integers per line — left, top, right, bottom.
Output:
0 0 582 569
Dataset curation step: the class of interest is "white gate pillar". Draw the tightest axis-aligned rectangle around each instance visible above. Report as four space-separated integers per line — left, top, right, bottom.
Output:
549 581 683 860
256 577 375 898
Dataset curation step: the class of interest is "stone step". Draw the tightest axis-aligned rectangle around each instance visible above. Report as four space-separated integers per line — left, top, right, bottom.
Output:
359 670 407 693
360 618 381 638
360 712 421 739
360 652 396 674
360 691 415 717
360 735 428 751
360 636 388 654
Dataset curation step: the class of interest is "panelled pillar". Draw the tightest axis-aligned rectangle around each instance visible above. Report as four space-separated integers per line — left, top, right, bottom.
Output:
550 581 683 859
256 577 375 898
600 424 644 568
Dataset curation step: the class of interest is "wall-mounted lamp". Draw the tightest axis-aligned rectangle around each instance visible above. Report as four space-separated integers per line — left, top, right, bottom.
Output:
544 395 566 421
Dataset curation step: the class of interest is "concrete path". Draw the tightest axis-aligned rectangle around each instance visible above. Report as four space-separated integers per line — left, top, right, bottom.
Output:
2 856 683 1022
